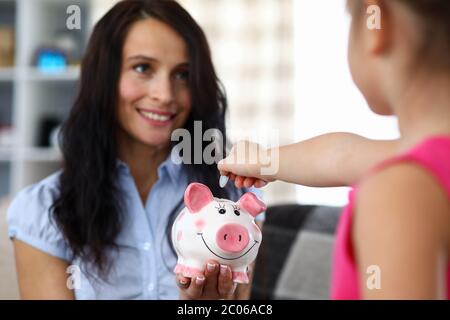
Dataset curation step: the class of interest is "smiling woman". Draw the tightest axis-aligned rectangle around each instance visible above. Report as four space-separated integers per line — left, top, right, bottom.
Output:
7 0 262 300
117 18 192 149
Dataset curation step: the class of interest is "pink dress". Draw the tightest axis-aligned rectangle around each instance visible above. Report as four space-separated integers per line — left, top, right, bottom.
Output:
331 136 450 299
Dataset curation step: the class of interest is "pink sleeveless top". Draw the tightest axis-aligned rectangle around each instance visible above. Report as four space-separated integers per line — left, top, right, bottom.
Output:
331 136 450 299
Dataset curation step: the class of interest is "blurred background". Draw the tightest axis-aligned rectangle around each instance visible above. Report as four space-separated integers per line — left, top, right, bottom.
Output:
0 0 398 299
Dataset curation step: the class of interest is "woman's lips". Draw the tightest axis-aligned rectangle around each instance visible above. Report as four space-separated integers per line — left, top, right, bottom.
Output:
136 108 176 127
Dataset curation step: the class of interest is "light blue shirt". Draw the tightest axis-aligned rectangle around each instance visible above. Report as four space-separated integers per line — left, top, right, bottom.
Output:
7 156 263 299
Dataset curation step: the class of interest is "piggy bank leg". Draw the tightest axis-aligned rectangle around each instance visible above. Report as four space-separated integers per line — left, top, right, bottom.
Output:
174 259 204 279
231 266 249 284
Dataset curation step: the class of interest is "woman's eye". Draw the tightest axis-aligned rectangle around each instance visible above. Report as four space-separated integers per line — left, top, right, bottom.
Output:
133 63 150 74
218 208 226 214
234 210 240 216
174 70 189 81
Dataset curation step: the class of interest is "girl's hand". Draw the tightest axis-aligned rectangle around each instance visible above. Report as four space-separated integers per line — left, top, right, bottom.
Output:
177 260 237 300
218 140 274 189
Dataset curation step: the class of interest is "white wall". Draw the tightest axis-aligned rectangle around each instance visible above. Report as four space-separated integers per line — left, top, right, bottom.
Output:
293 0 399 206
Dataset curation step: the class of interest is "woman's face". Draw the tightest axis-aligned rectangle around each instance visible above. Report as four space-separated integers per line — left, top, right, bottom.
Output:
117 18 191 148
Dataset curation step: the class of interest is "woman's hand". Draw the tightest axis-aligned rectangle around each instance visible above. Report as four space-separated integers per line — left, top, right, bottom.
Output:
177 260 237 300
218 140 274 189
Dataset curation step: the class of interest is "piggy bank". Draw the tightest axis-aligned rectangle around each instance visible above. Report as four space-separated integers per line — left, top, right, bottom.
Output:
172 183 266 283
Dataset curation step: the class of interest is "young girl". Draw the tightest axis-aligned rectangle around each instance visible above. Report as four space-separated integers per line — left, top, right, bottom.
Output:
219 0 450 299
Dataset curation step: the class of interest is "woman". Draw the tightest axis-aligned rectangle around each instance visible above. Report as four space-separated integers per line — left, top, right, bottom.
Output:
8 0 261 299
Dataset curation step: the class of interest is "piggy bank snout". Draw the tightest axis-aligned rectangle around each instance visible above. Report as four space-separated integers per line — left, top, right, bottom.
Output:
216 224 249 253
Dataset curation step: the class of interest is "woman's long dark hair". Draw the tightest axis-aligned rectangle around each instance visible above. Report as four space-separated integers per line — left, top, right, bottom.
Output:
51 0 234 278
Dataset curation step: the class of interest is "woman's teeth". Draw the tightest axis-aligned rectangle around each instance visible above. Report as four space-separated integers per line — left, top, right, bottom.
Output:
139 110 172 122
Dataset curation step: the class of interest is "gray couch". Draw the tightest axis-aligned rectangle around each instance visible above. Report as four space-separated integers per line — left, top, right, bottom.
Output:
251 204 341 300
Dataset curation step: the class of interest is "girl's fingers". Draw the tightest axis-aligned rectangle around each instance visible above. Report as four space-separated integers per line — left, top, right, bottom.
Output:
218 265 236 298
235 176 245 188
254 179 268 188
229 173 237 181
243 178 256 188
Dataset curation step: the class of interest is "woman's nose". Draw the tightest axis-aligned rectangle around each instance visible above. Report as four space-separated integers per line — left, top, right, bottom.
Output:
149 74 174 105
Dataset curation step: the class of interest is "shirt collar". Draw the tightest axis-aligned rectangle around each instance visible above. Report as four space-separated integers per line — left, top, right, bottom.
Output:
116 151 185 184
160 151 184 184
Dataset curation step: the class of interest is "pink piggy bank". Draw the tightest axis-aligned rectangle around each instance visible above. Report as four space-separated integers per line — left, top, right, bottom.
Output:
172 182 266 284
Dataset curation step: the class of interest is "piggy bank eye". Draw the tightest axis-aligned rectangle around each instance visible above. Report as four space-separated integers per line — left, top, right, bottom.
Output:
218 208 226 214
234 210 240 216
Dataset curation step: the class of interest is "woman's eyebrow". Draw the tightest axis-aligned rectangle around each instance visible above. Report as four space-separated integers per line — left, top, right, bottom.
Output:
176 62 189 68
127 55 158 62
127 55 189 68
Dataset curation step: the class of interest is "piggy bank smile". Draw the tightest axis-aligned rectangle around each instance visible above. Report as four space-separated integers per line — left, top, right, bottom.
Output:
197 232 260 261
172 183 266 284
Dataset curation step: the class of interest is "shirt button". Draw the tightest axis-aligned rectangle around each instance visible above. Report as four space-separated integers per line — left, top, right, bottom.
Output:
143 242 152 251
148 283 154 291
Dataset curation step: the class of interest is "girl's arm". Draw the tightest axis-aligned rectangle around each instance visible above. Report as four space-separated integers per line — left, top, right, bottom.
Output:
219 133 399 188
354 163 450 299
13 240 74 299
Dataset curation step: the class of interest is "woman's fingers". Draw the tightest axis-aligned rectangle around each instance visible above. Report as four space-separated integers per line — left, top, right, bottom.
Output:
203 261 219 293
177 264 237 299
178 274 205 300
176 274 191 289
218 265 236 298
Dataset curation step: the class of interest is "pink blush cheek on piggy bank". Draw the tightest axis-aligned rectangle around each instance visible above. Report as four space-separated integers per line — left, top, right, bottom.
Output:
171 183 266 284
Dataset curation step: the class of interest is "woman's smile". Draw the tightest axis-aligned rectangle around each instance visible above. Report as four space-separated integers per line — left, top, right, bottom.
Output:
136 108 177 127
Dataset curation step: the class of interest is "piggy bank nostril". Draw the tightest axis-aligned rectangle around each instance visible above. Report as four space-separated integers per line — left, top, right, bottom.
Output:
216 224 250 253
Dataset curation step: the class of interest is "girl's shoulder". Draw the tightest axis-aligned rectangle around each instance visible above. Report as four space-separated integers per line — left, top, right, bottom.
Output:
361 135 450 198
353 162 450 298
355 134 450 226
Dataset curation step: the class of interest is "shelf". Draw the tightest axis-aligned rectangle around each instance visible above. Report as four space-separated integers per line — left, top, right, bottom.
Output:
0 147 13 161
21 147 62 162
0 68 15 82
1 0 94 194
0 147 62 162
24 66 80 82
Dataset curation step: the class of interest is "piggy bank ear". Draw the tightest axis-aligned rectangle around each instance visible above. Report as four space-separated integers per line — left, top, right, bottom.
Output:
238 192 267 218
184 183 214 213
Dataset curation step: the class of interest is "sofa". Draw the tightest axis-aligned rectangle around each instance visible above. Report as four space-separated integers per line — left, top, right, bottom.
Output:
251 204 342 300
